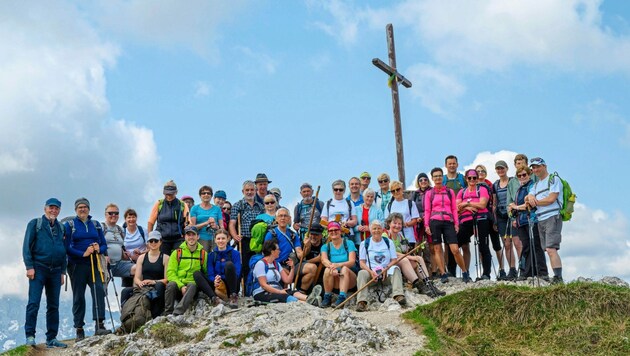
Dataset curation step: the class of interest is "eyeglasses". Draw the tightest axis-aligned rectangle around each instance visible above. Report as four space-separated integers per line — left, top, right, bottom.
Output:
277 214 290 218
200 192 212 196
328 229 340 233
378 179 389 184
476 170 486 174
466 176 478 181
517 173 528 178
418 178 429 182
333 188 344 192
148 239 159 243
392 188 402 193
107 212 119 216
264 201 275 205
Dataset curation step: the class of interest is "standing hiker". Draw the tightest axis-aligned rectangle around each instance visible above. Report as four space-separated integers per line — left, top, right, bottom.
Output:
293 183 323 240
147 180 190 255
346 177 364 207
23 198 68 348
64 198 111 340
189 185 222 252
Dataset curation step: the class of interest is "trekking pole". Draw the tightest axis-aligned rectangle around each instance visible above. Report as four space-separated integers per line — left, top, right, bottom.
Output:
472 217 480 280
90 253 102 331
96 253 115 332
526 209 540 288
107 264 122 312
414 243 440 296
237 213 244 294
334 243 423 310
294 186 320 287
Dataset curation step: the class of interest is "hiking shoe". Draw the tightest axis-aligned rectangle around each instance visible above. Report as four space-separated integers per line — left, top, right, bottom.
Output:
551 276 564 285
506 268 518 281
498 269 507 281
228 293 239 309
95 322 112 336
307 285 322 307
440 273 449 284
394 295 407 306
541 275 551 282
320 293 332 308
334 295 347 308
479 274 491 281
211 296 224 307
26 336 35 347
428 281 446 296
462 272 472 283
75 328 85 341
46 339 67 348
356 301 368 312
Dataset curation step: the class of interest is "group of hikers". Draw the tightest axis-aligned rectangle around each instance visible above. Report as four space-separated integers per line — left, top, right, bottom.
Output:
23 153 572 348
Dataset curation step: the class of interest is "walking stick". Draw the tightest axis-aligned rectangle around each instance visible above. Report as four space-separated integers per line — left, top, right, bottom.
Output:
472 217 480 280
294 186 320 287
96 253 115 332
237 213 244 294
107 264 122 312
526 209 540 287
90 253 101 329
334 243 423 310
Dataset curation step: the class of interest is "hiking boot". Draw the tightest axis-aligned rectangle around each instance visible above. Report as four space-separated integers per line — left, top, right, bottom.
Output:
95 321 112 336
75 328 85 342
394 295 407 306
46 339 67 349
440 273 449 284
462 272 472 283
26 336 35 347
517 275 528 281
498 269 507 281
320 293 332 308
307 285 322 307
478 274 490 281
506 268 518 281
228 293 239 309
356 301 368 312
551 276 564 285
428 281 446 296
541 275 551 282
419 284 437 299
334 295 347 308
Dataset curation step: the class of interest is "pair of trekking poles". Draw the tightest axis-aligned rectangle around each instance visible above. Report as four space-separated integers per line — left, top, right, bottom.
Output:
89 247 117 333
493 211 541 287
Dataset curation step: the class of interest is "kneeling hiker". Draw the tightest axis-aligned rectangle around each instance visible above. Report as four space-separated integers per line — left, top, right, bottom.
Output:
356 220 406 312
194 229 241 309
164 226 207 316
252 240 321 304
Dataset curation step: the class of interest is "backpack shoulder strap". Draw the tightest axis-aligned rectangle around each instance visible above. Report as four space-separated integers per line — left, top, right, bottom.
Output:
387 199 393 214
326 199 332 216
346 199 353 217
138 226 145 242
407 199 413 215
36 217 43 232
176 248 182 264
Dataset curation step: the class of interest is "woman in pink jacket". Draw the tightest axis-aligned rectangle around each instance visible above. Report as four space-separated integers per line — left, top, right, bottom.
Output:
424 168 471 283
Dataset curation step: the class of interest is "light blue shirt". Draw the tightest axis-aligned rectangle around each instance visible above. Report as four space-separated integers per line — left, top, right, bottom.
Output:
530 174 563 221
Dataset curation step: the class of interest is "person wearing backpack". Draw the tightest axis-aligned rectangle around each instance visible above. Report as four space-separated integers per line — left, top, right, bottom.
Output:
410 173 434 277
23 198 68 348
320 180 357 244
103 203 135 279
293 183 324 240
346 177 364 207
443 155 466 276
64 198 111 340
476 165 505 280
355 188 384 242
122 208 147 263
164 226 208 315
384 180 420 248
526 157 564 284
194 229 241 309
373 173 392 215
147 180 190 255
493 160 521 280
320 221 358 308
264 209 304 274
189 185 222 252
425 168 470 283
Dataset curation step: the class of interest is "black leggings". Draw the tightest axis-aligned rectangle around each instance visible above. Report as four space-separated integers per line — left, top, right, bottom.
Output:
517 224 549 278
193 262 239 298
454 219 492 277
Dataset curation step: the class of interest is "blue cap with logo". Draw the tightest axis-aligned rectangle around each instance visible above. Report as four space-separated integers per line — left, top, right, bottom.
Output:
529 157 546 167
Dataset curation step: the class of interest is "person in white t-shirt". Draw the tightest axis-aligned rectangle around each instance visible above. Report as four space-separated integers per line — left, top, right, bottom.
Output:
320 180 357 242
384 180 420 245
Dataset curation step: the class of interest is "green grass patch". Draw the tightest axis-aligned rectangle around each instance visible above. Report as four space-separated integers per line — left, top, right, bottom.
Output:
404 282 630 355
195 327 209 343
1 345 30 356
149 322 188 347
220 330 266 349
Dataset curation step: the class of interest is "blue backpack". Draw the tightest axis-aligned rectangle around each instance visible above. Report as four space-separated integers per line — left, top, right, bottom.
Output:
244 254 280 297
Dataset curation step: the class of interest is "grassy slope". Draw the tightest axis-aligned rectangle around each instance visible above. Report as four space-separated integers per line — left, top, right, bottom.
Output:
404 283 630 355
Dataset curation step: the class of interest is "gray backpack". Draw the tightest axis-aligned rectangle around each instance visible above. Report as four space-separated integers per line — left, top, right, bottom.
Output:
120 286 153 333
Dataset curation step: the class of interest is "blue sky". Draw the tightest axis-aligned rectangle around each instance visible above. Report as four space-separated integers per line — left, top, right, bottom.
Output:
1 0 629 295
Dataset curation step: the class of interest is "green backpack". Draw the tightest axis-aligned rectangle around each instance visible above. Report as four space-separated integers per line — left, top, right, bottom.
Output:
549 172 576 222
249 219 276 253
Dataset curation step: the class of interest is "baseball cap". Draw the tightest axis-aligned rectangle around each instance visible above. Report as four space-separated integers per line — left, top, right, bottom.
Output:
360 172 371 179
45 198 61 208
215 190 227 199
529 157 546 167
495 160 508 169
147 231 162 241
184 226 198 234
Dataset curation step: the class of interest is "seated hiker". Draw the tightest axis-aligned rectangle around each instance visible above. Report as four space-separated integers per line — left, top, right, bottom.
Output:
356 220 406 312
385 213 445 298
296 223 324 292
252 240 321 304
193 229 241 309
263 208 303 275
164 226 207 316
120 231 168 318
320 221 358 308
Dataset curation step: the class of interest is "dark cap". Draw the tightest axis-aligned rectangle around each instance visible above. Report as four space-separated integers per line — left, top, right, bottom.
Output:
163 180 178 195
255 173 272 184
417 173 428 181
310 223 324 234
74 198 90 210
215 190 227 199
184 226 198 234
495 160 508 169
45 198 61 208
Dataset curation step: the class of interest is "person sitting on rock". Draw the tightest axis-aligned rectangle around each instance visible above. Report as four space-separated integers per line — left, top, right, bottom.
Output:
355 220 406 312
193 229 241 309
320 221 358 308
385 213 445 298
252 239 321 305
296 223 324 293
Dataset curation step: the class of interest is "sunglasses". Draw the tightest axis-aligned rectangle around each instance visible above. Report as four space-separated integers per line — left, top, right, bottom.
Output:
517 173 528 178
418 178 429 182
333 188 344 192
466 176 478 181
361 177 371 180
476 170 486 174
264 201 275 205
107 212 119 216
222 207 231 211
148 239 159 243
378 179 389 184
200 192 212 196
328 229 340 233
392 188 402 193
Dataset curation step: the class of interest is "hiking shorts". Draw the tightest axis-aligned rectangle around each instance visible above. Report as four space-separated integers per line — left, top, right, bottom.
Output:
429 220 457 245
110 260 133 278
537 215 562 250
496 215 512 237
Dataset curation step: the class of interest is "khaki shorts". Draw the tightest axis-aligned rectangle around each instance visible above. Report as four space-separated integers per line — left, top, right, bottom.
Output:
537 215 562 250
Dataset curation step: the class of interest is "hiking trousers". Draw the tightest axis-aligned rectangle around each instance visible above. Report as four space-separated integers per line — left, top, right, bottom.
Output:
25 265 62 342
68 262 106 328
164 282 198 315
356 267 404 303
517 224 549 278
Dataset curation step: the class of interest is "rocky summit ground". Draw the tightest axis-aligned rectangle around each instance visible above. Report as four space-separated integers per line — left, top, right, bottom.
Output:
19 276 629 356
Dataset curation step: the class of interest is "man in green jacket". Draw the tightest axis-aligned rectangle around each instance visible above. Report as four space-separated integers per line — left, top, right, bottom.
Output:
164 226 207 316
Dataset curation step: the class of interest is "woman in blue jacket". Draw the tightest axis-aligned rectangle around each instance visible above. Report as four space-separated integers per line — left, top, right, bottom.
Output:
193 229 241 309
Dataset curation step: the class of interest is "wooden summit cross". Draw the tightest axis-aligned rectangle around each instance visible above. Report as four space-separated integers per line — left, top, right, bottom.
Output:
372 23 412 186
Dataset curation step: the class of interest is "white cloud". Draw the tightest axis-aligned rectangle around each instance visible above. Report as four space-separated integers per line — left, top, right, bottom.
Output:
194 81 212 98
407 63 466 116
307 0 362 45
0 1 160 296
